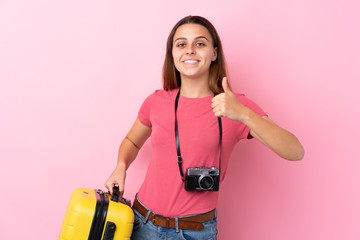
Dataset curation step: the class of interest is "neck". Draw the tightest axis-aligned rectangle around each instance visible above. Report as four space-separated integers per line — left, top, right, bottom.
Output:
180 75 212 98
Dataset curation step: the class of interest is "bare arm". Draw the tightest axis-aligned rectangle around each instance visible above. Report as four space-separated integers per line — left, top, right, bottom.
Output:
104 118 152 195
246 114 304 161
212 78 304 161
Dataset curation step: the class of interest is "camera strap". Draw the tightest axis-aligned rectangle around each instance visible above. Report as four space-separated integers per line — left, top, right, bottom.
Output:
174 89 222 181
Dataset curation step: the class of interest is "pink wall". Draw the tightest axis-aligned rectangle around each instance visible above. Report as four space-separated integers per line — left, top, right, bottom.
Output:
1 0 359 239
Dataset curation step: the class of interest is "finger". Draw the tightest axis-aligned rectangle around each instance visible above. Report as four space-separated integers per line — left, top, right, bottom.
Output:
118 184 124 197
105 182 120 195
104 182 112 194
214 110 224 118
212 105 224 117
211 93 225 106
211 100 219 109
222 77 230 93
211 99 222 109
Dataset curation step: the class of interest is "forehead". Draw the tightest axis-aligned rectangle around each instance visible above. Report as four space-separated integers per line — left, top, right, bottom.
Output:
173 23 213 42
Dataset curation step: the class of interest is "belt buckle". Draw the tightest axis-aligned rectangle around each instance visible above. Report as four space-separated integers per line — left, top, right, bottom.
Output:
153 214 171 228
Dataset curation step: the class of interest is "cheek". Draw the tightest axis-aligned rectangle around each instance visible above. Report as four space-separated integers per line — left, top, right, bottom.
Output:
207 50 216 61
172 51 181 68
172 50 180 61
173 60 180 71
204 52 215 66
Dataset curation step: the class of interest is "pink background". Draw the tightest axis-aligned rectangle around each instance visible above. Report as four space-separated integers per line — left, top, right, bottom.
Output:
1 0 359 239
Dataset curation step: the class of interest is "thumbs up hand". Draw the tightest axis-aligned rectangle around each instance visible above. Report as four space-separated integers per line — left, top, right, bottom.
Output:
211 77 249 122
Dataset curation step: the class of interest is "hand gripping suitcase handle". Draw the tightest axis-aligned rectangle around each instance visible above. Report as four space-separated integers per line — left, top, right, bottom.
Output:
111 186 120 202
110 186 132 206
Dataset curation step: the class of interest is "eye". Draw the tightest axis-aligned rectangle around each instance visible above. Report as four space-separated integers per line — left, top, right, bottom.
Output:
196 42 206 47
176 42 186 48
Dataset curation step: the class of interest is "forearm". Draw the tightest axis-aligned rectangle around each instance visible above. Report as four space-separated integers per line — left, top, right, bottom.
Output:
105 118 151 194
242 108 304 161
104 138 140 195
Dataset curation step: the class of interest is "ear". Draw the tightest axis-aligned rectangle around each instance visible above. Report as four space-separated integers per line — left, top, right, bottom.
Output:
212 47 218 61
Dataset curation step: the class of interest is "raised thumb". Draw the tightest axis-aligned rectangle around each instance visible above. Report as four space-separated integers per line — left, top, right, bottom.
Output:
222 77 230 93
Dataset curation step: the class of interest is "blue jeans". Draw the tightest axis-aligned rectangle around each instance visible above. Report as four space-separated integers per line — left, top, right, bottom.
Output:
130 206 218 240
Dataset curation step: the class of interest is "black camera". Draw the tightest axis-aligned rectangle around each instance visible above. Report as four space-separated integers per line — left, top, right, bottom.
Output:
185 167 220 191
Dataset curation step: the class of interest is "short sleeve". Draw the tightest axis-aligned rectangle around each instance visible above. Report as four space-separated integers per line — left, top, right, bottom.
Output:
236 94 267 140
137 93 154 127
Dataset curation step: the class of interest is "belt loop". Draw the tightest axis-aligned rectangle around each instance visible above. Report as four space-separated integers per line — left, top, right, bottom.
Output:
143 210 151 223
215 208 218 219
175 217 179 233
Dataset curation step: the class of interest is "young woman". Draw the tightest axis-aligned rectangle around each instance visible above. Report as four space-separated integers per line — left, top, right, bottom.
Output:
105 15 304 240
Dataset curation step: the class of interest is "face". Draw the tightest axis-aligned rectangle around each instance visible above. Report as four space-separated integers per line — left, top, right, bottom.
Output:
172 23 217 80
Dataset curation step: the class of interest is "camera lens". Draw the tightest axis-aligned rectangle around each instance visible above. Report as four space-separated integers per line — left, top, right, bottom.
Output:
199 176 214 189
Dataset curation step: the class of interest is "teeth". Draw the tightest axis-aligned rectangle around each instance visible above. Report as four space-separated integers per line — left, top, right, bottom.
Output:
184 60 198 63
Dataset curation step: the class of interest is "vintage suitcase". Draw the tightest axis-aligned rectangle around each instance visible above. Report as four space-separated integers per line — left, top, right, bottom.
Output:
59 187 134 240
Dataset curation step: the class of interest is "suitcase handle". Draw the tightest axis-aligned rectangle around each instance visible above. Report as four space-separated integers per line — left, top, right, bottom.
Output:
111 186 120 202
109 186 131 206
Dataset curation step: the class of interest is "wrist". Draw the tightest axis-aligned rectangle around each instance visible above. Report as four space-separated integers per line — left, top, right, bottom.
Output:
238 107 257 125
116 160 127 170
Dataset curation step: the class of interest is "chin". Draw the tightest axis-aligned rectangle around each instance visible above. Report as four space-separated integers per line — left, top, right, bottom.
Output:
179 69 207 79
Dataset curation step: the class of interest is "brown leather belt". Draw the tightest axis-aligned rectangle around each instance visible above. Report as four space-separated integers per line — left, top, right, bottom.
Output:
133 198 216 231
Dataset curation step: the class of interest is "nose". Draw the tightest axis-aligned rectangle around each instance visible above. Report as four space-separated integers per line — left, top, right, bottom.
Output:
186 45 195 55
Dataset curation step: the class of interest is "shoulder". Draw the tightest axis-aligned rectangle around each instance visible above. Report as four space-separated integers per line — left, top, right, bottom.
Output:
140 89 179 109
154 89 178 98
144 89 178 102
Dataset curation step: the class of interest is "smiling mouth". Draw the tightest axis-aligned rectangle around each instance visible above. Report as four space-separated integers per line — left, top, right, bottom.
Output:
183 60 199 64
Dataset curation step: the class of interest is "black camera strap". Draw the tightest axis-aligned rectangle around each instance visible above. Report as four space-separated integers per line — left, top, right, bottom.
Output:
174 89 222 181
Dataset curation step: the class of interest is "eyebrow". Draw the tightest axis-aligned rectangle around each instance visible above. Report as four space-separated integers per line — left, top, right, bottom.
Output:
174 36 209 42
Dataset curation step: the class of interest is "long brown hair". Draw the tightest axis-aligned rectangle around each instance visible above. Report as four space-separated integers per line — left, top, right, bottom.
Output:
162 15 230 94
